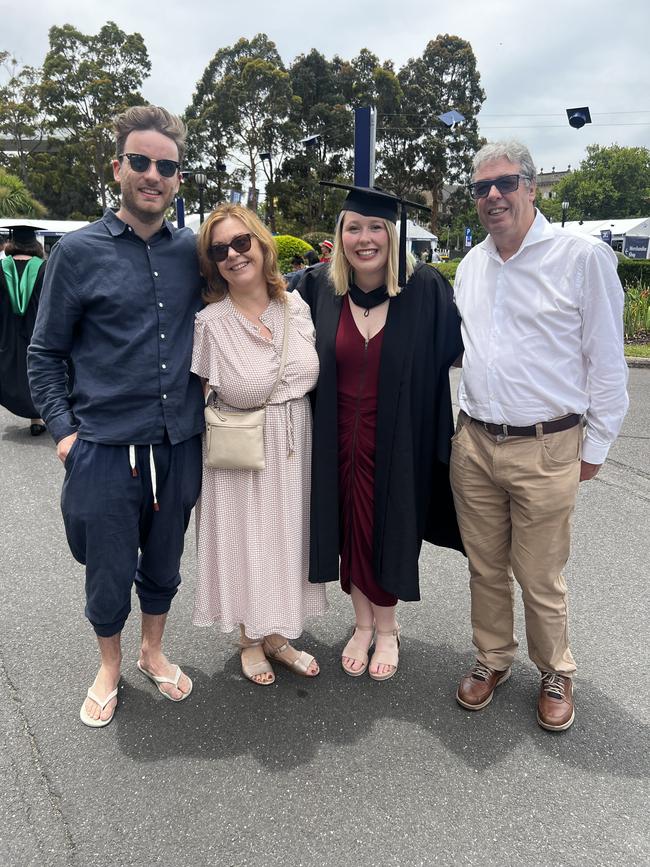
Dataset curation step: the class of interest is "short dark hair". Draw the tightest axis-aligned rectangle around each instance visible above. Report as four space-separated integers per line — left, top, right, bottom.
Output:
113 105 187 163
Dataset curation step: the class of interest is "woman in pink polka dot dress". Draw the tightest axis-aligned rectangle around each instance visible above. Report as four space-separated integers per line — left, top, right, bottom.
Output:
191 204 328 685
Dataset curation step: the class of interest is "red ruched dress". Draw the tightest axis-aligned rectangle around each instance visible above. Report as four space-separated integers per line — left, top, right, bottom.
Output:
335 298 397 607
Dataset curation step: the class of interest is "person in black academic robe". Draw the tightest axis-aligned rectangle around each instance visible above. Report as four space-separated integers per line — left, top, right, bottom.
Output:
0 227 47 435
297 184 464 682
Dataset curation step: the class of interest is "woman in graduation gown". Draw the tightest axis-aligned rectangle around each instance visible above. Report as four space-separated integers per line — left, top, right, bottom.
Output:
0 226 47 435
297 184 464 680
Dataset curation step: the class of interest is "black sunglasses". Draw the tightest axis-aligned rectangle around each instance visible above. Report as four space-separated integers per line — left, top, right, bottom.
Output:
468 173 528 200
119 152 180 178
208 233 253 262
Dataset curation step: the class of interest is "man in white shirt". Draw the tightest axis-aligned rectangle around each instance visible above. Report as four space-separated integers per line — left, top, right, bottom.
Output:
450 140 629 731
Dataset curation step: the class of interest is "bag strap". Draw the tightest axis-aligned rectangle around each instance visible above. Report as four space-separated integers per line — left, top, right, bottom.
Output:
206 297 291 409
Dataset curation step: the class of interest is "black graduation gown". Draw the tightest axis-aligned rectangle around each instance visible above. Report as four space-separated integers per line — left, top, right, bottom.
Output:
0 257 45 419
298 262 465 602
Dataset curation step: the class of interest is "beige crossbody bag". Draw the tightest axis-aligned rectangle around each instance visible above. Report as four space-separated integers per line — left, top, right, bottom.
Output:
204 299 289 471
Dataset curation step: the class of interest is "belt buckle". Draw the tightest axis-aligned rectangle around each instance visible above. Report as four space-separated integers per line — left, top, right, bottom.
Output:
501 424 509 437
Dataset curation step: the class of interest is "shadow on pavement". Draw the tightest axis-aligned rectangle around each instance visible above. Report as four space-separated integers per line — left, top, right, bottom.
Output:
110 633 648 780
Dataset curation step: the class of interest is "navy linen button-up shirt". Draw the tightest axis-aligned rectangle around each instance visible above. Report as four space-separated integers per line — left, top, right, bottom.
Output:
28 210 205 445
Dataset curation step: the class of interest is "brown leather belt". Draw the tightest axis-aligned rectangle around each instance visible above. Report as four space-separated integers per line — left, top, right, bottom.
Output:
470 413 582 438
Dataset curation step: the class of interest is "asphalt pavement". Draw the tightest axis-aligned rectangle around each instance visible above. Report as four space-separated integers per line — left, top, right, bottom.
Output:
1 368 648 867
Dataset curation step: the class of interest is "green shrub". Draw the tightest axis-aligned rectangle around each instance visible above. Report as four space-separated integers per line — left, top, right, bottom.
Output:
617 258 650 285
303 231 333 251
274 235 315 274
431 260 461 284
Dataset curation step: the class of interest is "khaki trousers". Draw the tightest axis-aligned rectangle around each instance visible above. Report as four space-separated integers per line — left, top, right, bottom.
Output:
450 411 582 676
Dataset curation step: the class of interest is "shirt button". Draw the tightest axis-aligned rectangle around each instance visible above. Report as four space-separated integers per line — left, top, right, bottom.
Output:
158 302 164 308
162 394 167 400
154 271 159 277
161 363 167 370
160 333 165 339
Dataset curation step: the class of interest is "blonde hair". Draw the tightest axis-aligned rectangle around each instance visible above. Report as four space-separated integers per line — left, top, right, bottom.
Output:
329 213 412 297
197 204 288 304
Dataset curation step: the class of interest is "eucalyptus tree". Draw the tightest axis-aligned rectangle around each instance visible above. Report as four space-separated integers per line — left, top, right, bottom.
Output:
185 34 294 228
398 34 485 233
40 21 151 212
0 52 46 186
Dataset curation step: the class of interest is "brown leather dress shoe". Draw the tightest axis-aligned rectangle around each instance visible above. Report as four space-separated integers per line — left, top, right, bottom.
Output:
537 672 575 731
456 661 511 710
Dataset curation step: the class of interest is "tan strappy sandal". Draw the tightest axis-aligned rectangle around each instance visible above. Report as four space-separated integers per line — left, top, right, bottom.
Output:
262 636 319 677
341 624 375 677
239 636 275 686
368 625 401 681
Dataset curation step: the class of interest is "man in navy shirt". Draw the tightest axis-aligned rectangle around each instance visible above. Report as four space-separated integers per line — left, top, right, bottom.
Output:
29 106 204 727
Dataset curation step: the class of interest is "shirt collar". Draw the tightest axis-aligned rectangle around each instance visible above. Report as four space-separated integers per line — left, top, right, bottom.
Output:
483 209 554 261
102 208 175 240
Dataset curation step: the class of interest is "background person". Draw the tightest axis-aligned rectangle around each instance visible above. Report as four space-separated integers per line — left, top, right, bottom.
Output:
0 224 47 435
191 204 327 686
451 140 629 731
319 239 333 262
28 106 202 727
298 184 464 681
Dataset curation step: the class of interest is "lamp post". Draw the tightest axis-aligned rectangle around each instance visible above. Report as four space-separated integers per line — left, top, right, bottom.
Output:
194 170 207 225
259 152 274 229
561 200 569 228
215 162 227 205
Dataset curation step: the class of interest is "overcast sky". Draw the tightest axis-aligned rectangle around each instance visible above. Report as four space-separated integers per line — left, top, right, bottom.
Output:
2 0 648 178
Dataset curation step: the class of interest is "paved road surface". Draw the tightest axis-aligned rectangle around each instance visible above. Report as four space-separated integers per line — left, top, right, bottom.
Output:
1 369 648 866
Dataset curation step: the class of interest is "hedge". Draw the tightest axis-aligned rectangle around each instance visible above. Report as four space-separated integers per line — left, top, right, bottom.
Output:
274 235 315 274
616 259 650 286
433 257 650 287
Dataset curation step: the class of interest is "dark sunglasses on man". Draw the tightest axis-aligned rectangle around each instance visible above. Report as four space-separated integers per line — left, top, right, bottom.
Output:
468 173 529 200
119 153 181 178
208 233 253 263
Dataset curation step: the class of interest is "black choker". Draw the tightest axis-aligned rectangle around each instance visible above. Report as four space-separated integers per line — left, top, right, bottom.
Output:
348 282 389 317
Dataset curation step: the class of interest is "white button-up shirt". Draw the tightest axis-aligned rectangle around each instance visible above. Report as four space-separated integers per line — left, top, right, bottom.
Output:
454 211 629 464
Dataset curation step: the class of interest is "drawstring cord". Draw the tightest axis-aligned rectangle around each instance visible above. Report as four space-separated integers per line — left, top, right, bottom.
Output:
128 444 159 511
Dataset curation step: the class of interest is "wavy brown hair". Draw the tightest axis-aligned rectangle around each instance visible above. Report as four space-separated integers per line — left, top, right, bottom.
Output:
113 105 186 163
198 204 287 304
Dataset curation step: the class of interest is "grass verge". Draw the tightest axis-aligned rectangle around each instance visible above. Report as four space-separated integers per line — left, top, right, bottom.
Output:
624 343 650 358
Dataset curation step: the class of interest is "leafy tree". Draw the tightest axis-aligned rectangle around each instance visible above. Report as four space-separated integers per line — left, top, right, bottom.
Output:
552 144 650 220
40 21 151 212
397 35 485 234
0 168 46 217
272 49 353 233
24 148 103 220
0 53 46 186
185 34 294 230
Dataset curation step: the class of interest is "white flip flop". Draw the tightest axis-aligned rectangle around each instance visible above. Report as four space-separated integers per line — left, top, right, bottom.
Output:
136 660 193 702
80 686 119 728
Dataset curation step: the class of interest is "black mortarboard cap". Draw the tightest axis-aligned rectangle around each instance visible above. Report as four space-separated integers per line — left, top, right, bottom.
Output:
566 107 592 129
320 181 430 287
0 222 44 245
